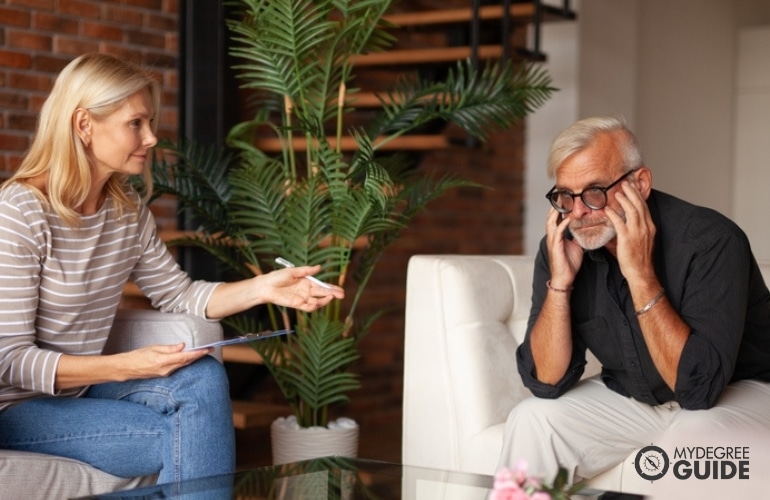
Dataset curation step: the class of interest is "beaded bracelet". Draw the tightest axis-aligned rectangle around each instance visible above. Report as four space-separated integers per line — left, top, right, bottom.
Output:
635 288 665 316
546 280 574 293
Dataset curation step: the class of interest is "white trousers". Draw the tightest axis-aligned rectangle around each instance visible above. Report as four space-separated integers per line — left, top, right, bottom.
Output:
497 376 770 483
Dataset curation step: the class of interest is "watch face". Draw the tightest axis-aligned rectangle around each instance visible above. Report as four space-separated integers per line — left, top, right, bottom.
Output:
635 445 670 481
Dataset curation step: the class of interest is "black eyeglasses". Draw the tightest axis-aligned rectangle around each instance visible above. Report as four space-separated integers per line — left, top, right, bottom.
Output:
545 169 638 214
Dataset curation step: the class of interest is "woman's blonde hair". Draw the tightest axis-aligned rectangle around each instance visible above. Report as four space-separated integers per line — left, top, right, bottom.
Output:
9 53 159 226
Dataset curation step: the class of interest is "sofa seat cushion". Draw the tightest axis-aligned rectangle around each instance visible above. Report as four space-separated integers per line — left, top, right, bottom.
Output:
0 449 156 499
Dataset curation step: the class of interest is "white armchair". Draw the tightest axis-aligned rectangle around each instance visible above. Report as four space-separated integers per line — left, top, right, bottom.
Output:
401 255 619 495
0 309 223 500
402 254 770 496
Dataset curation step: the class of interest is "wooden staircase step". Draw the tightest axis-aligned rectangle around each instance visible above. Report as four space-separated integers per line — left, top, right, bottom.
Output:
222 343 264 364
253 134 450 152
384 4 535 27
231 400 290 430
354 44 504 67
384 3 575 28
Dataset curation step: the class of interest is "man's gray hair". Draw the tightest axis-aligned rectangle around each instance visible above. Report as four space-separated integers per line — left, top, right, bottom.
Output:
547 115 643 178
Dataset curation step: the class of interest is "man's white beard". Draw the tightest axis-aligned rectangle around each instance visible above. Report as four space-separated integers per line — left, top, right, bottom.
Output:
570 220 617 250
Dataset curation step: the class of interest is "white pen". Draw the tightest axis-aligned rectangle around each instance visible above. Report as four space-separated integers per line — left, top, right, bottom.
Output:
275 257 334 289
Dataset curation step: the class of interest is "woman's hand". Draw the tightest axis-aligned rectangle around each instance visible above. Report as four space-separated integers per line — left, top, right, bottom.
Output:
258 266 345 312
55 344 212 390
118 343 212 380
205 265 345 319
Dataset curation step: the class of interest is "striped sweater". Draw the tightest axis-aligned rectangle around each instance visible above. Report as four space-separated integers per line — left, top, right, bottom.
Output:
0 182 219 412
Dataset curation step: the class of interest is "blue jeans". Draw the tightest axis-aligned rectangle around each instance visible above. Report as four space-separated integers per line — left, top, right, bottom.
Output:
0 356 235 484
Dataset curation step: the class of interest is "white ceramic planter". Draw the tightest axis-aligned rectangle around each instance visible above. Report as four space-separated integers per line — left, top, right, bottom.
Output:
271 416 360 465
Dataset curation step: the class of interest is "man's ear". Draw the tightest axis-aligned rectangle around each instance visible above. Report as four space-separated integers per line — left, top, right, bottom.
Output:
636 166 653 200
73 108 91 147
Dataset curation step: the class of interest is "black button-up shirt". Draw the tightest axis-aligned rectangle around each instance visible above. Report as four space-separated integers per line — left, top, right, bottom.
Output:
517 190 770 409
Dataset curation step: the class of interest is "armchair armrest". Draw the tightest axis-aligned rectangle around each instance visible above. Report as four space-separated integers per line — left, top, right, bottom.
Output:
402 255 535 473
102 309 223 362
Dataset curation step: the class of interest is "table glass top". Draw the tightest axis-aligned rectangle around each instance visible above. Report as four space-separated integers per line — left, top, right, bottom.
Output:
78 456 498 499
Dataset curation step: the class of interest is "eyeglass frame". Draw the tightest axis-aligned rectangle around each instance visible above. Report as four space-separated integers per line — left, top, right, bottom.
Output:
545 168 639 214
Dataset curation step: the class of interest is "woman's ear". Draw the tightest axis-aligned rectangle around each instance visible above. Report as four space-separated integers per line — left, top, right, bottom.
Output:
635 166 653 200
73 108 91 147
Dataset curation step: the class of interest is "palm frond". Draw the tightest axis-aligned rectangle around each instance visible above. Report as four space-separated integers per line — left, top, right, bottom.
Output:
150 139 235 236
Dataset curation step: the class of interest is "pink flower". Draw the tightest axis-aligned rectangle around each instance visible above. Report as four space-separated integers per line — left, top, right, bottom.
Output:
493 468 522 491
524 476 542 490
491 460 577 500
488 486 532 500
510 459 530 485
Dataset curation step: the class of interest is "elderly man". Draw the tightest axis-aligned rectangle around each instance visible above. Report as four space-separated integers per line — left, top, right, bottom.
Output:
498 116 770 495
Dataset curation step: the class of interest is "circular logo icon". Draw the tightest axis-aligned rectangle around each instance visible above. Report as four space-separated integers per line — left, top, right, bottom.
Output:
635 445 669 481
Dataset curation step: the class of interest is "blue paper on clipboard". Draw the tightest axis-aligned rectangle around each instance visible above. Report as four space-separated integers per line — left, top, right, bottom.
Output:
188 329 293 350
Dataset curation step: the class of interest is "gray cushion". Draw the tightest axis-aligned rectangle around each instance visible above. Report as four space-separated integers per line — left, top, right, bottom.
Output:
0 450 156 499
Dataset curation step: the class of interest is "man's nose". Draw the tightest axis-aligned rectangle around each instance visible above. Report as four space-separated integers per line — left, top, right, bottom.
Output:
570 195 592 217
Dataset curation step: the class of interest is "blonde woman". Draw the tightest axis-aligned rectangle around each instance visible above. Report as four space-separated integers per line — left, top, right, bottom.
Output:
0 53 343 483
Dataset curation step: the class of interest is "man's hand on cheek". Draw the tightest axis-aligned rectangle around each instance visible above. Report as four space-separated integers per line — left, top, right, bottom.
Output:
606 182 656 281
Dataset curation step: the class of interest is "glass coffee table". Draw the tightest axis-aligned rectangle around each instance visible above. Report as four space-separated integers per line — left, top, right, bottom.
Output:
76 457 486 500
78 456 612 499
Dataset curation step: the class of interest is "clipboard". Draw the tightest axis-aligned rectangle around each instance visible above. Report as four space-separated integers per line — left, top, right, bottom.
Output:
188 329 293 350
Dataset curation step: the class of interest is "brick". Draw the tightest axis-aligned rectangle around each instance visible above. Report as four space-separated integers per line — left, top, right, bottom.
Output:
145 12 177 32
163 0 179 15
126 29 165 49
32 54 72 74
28 95 49 113
7 155 24 171
8 112 38 132
58 0 101 19
123 0 163 10
7 72 52 92
103 5 144 26
0 7 32 27
53 37 99 56
81 21 123 42
165 32 178 52
0 50 32 69
8 0 54 10
8 30 53 52
0 133 29 151
0 90 28 110
32 12 79 34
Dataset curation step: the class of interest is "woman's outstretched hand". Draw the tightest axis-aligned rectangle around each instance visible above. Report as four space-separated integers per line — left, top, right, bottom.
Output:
261 265 345 312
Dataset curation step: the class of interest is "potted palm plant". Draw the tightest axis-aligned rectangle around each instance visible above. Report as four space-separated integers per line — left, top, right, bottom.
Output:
148 0 554 462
